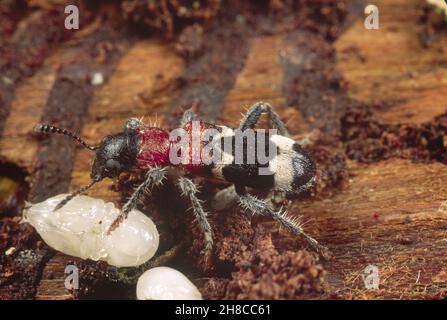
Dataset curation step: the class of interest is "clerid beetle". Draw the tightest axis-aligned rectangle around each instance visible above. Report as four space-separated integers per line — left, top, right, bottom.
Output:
35 102 327 259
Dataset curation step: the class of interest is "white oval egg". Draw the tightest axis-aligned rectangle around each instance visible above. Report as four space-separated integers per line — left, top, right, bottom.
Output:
136 267 202 300
23 194 159 267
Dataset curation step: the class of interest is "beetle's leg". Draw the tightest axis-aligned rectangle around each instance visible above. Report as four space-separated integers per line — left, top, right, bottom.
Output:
235 185 330 258
180 108 198 126
239 102 289 136
124 118 144 131
108 167 167 233
177 177 213 261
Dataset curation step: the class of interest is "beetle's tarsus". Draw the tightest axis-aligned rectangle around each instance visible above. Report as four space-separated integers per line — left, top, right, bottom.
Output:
239 101 289 136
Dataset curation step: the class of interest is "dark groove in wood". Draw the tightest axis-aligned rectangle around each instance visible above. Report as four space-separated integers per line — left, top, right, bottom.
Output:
0 0 27 42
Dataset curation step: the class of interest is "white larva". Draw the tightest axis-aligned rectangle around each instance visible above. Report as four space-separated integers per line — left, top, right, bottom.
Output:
136 267 202 300
22 194 159 268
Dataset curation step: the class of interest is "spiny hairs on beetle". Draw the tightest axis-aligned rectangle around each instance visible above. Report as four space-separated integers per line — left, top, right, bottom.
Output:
34 124 98 151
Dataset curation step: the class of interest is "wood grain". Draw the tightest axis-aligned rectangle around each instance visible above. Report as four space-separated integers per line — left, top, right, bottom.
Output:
292 159 447 299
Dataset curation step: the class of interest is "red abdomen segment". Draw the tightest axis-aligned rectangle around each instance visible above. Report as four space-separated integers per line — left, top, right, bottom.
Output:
136 127 171 169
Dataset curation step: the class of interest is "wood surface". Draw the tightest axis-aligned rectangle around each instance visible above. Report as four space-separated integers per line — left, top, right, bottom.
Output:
1 0 446 299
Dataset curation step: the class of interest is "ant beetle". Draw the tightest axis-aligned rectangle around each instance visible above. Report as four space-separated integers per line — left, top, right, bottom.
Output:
35 102 328 259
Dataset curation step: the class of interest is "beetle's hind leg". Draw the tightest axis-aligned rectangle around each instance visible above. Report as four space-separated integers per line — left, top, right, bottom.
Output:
108 167 167 233
177 177 213 261
239 102 289 136
236 186 330 258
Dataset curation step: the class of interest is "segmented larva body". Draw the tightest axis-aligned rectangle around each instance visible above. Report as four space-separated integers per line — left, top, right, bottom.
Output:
136 267 202 300
23 194 159 267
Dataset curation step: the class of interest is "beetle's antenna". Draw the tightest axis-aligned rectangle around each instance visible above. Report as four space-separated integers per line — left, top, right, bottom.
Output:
34 124 98 151
53 179 100 212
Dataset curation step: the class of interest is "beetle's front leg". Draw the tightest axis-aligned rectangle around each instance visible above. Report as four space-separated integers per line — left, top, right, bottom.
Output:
108 167 167 233
180 108 198 126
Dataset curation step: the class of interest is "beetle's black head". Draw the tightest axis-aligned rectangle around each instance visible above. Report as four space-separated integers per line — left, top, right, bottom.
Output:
33 123 140 212
91 131 139 180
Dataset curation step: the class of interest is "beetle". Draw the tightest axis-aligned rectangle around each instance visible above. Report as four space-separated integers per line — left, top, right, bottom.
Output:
35 102 328 259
